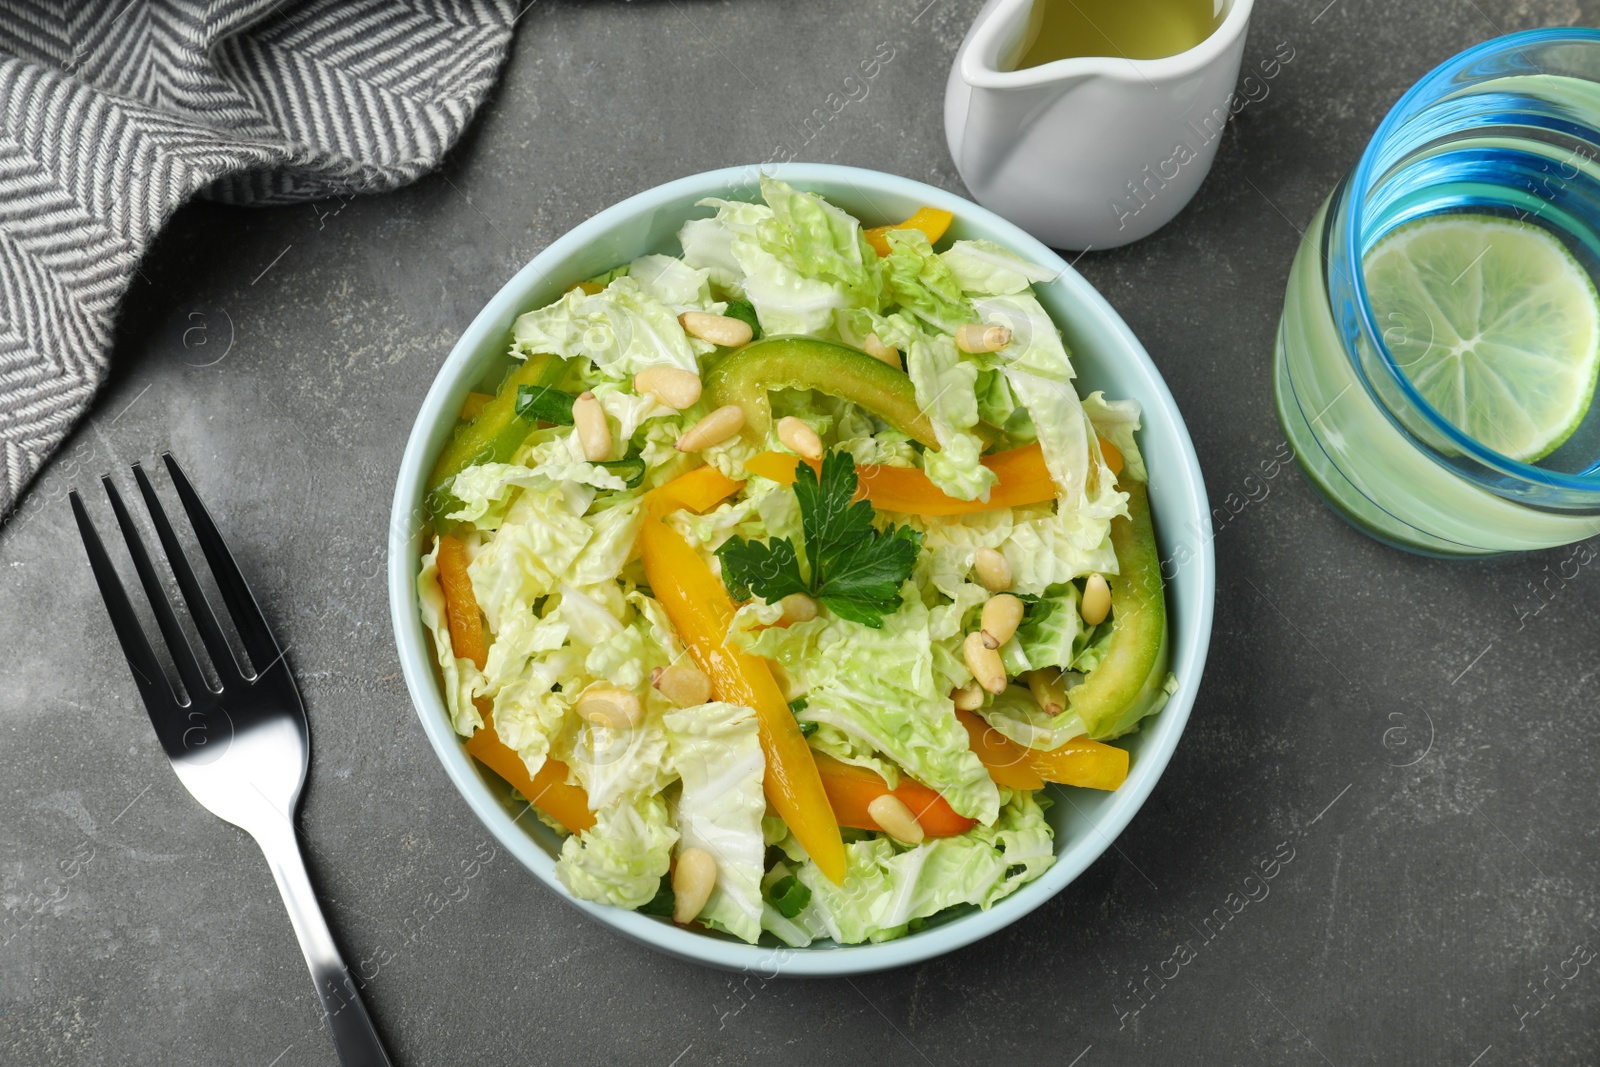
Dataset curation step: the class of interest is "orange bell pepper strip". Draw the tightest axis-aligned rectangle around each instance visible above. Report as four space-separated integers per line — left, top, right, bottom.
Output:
745 442 1056 517
1099 438 1124 477
467 702 595 834
434 534 595 833
955 710 1045 791
458 391 494 421
436 534 488 669
864 206 955 258
637 517 847 883
812 753 977 838
643 464 744 518
1025 737 1129 791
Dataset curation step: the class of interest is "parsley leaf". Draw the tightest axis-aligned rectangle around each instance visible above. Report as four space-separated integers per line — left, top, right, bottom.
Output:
716 451 922 628
793 451 878 578
715 535 808 603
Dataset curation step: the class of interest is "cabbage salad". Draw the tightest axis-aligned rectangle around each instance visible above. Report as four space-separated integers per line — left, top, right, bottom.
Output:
418 176 1175 946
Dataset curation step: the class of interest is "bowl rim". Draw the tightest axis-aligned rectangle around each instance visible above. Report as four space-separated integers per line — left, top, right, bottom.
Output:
387 162 1215 976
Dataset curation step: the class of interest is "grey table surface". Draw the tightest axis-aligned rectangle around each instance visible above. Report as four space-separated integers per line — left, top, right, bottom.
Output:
6 1 1600 1064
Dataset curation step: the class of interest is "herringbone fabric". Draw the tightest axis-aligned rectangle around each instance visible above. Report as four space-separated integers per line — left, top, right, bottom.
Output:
0 0 516 517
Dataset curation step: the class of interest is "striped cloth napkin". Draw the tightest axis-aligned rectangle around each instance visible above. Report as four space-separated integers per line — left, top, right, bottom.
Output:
0 0 516 517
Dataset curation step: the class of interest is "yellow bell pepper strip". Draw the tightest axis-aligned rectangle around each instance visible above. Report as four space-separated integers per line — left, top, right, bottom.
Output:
426 353 565 526
641 464 744 518
467 702 595 834
1068 479 1170 739
744 442 1057 517
436 534 488 670
955 710 1045 791
637 517 848 883
812 753 977 838
704 336 940 450
1023 737 1129 792
863 206 955 258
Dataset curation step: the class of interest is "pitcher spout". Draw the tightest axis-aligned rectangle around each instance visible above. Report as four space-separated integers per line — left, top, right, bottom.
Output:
944 0 1097 187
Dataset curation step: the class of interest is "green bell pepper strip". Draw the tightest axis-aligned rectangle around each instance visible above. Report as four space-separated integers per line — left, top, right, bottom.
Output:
426 353 564 525
703 336 940 450
1069 479 1170 739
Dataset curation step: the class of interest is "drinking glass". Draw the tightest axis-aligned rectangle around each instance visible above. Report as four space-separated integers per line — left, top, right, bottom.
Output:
1275 29 1600 555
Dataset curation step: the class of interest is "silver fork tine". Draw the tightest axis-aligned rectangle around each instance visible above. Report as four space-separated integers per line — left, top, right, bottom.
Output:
101 475 212 704
132 463 244 686
69 490 189 757
161 453 283 677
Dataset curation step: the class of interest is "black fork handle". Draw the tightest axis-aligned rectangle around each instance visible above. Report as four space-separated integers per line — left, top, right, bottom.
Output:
254 815 393 1067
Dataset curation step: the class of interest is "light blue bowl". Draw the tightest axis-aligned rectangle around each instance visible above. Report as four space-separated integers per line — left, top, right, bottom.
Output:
387 163 1214 976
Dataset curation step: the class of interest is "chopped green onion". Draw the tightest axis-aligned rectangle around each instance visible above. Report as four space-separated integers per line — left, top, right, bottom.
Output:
723 299 762 341
788 698 817 736
515 383 576 425
598 455 646 488
763 874 811 918
637 877 675 917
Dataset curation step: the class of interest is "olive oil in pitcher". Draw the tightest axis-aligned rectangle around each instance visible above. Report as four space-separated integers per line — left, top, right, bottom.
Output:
1009 0 1225 68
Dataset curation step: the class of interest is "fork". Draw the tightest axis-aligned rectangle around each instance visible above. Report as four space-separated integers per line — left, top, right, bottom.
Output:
70 455 392 1067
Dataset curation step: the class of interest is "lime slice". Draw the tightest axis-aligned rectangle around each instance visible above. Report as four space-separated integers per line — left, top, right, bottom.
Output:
1363 213 1600 463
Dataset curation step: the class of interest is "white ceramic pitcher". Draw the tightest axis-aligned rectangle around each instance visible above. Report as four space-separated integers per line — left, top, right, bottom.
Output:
945 0 1255 250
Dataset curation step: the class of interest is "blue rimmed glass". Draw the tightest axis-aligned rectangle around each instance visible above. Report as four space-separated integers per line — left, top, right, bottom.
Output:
1275 29 1600 555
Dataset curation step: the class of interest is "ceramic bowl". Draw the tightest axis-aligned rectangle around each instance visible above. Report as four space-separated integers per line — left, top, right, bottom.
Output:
388 163 1214 976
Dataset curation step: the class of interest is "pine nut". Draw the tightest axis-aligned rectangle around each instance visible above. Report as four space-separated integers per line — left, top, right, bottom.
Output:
633 366 702 410
964 632 1007 694
651 663 712 707
680 311 754 348
867 794 925 845
572 391 611 462
864 334 902 369
672 847 718 924
576 685 642 730
952 683 985 711
676 404 745 452
973 547 1011 593
980 593 1024 650
779 591 819 623
1081 573 1112 626
955 323 1013 353
777 416 824 462
1027 669 1067 716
